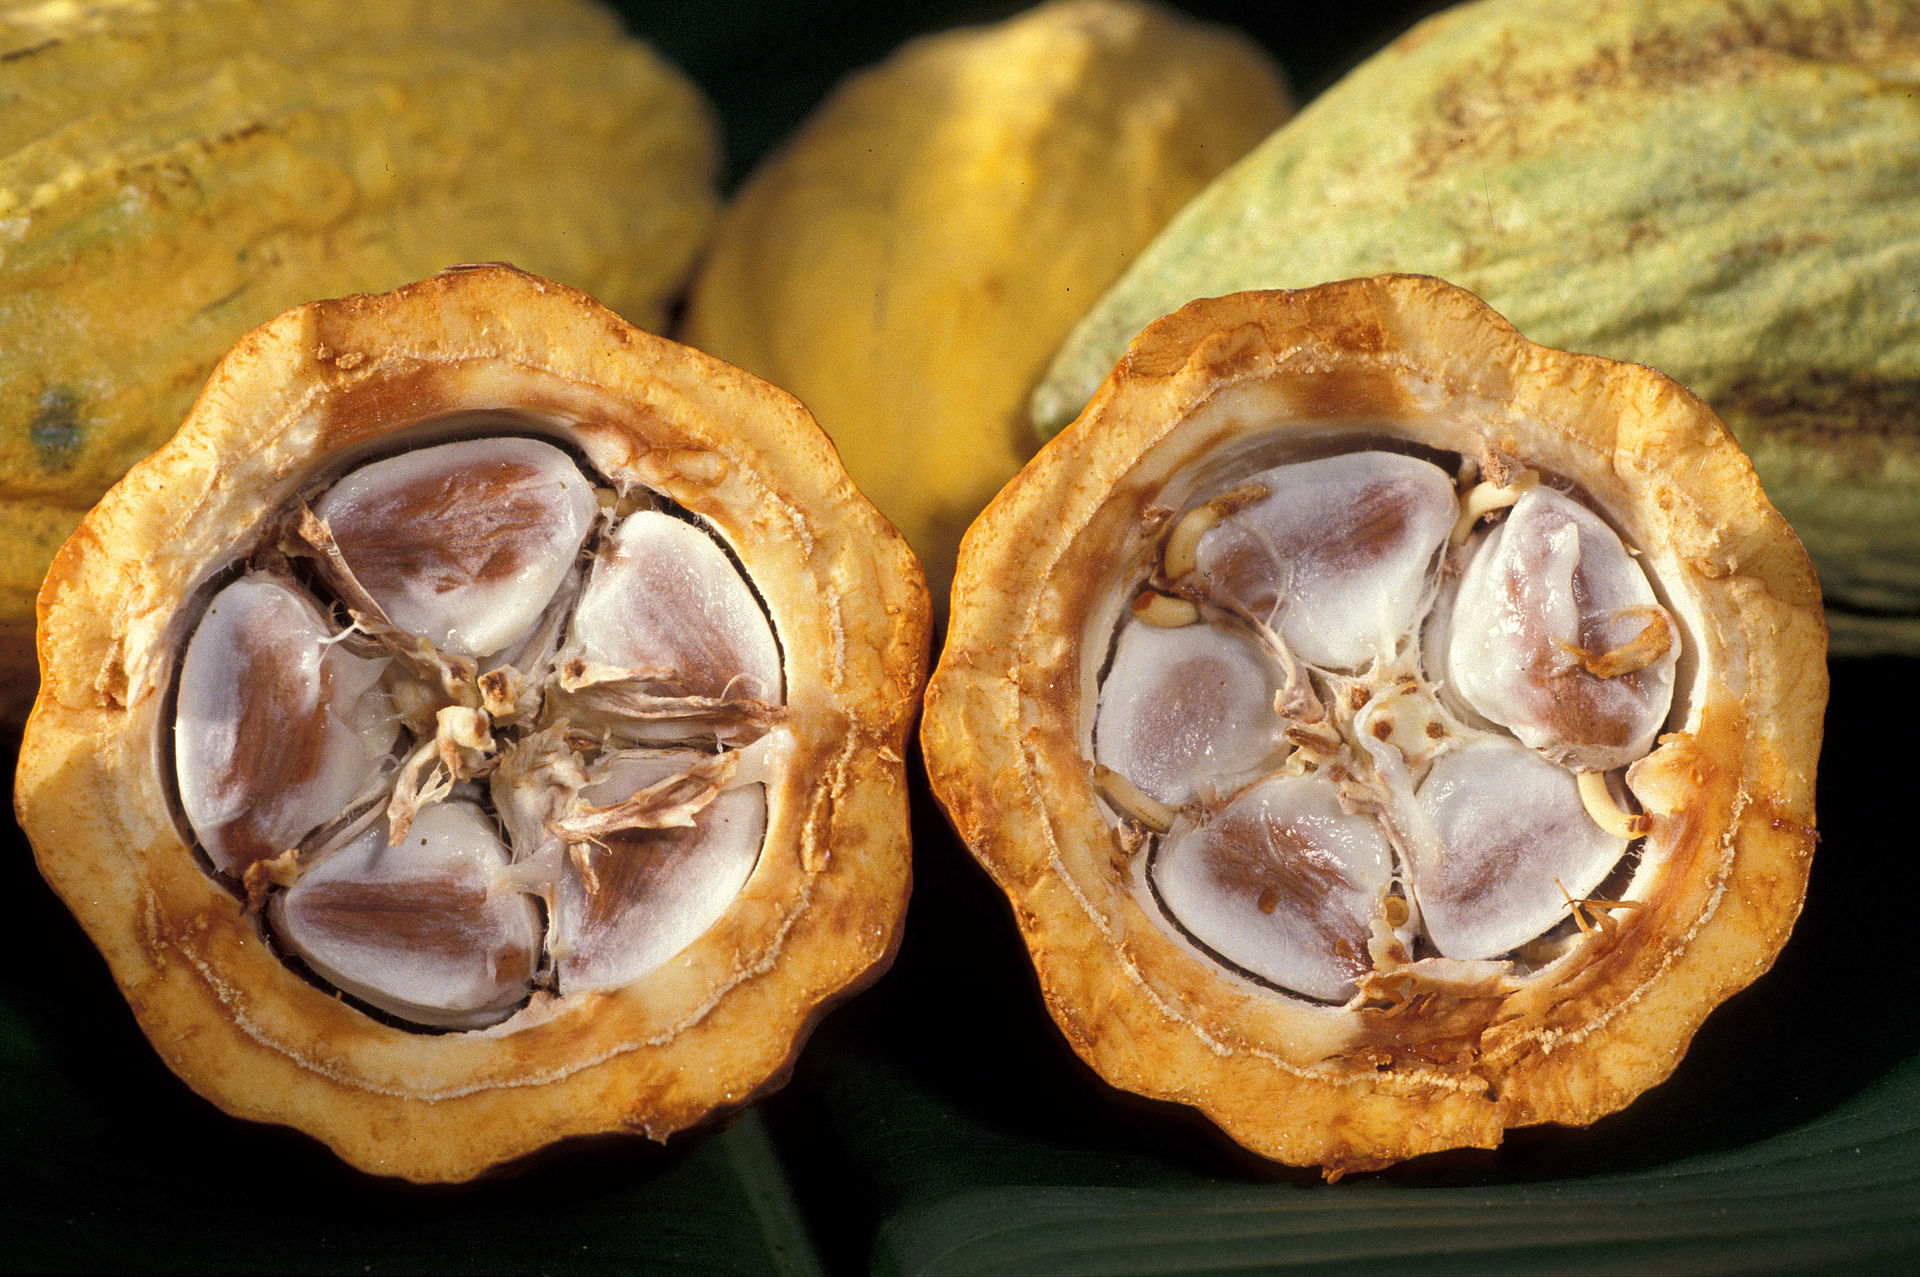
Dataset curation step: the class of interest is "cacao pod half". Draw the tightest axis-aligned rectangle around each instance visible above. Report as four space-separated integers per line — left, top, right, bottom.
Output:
1033 0 1920 654
929 275 1824 1175
13 266 928 1182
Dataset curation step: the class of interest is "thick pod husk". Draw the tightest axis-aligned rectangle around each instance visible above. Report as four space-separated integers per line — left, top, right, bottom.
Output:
0 0 721 716
1032 0 1920 654
14 266 928 1183
927 276 1825 1175
680 0 1289 608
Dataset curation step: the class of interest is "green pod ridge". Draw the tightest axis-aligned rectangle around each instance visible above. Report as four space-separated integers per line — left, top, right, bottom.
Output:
1031 0 1920 654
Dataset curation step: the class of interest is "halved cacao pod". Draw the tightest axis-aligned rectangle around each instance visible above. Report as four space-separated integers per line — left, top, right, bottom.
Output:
13 266 928 1183
923 275 1825 1175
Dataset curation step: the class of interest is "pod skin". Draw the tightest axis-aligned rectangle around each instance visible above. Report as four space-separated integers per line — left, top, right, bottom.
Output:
14 266 929 1183
682 0 1289 609
923 276 1825 1175
0 0 722 719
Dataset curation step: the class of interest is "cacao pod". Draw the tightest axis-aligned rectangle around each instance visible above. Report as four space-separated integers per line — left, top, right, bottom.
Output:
1032 0 1920 654
680 0 1290 608
14 265 928 1182
0 0 721 718
929 276 1825 1174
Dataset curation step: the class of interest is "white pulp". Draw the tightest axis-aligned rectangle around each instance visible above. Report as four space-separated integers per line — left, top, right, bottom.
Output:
1409 736 1627 960
1153 774 1393 1003
172 436 785 1028
552 752 767 991
1095 449 1671 1002
570 509 784 704
273 800 542 1029
1442 485 1677 770
175 574 396 876
1094 619 1284 806
1192 451 1457 670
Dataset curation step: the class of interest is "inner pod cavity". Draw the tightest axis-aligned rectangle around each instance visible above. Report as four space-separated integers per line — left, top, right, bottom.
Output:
169 432 789 1030
1091 443 1678 1003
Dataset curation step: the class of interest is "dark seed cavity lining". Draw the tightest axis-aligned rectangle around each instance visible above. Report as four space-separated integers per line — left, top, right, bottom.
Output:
163 427 789 1030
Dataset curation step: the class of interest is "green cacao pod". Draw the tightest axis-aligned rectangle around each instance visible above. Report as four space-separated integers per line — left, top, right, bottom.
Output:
0 0 721 717
1032 0 1920 654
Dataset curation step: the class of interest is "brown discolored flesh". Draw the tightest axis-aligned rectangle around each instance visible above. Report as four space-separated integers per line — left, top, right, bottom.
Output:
174 573 395 878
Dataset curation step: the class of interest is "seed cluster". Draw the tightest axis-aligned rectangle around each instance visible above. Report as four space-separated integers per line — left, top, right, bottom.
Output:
170 435 787 1030
1091 447 1678 1004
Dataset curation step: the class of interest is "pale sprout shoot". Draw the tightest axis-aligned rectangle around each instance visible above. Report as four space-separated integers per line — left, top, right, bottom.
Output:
1448 470 1537 546
1130 588 1202 628
1576 768 1653 841
1090 763 1178 835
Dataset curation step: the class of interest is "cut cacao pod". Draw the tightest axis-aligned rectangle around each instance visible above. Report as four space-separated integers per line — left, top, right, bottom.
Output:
13 266 929 1182
923 275 1826 1175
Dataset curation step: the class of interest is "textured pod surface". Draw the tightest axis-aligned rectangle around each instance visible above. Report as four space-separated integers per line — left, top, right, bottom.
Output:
680 0 1289 608
14 266 928 1182
927 276 1825 1175
0 0 721 715
1033 0 1920 654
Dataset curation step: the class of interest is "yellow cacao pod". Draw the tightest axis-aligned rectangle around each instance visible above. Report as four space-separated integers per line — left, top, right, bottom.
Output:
1033 0 1920 655
0 0 721 717
680 0 1290 608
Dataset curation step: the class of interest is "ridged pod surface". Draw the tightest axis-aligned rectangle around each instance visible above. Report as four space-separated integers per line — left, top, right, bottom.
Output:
0 0 721 714
14 266 928 1182
927 276 1825 1175
1032 0 1920 654
680 0 1289 607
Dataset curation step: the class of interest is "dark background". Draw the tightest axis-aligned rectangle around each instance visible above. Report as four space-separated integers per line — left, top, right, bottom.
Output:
7 3 1916 1273
611 1 1449 189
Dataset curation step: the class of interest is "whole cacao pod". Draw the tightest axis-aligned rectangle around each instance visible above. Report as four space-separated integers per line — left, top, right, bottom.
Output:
1033 0 1920 654
0 0 721 717
681 0 1290 608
